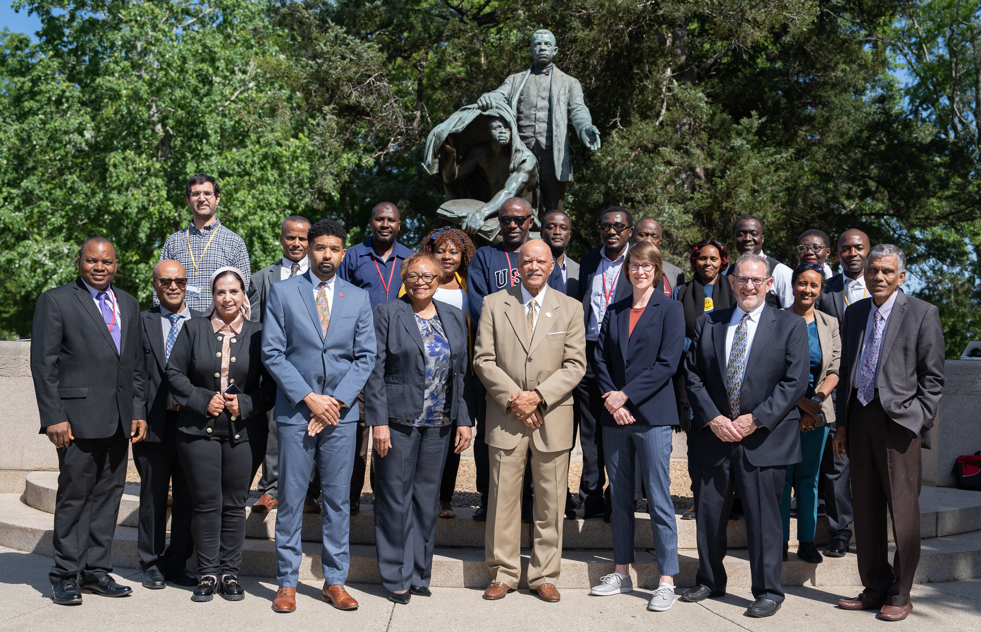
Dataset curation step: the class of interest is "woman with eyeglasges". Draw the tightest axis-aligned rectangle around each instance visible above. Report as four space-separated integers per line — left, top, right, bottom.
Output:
589 242 685 611
672 239 734 520
367 253 473 604
779 262 840 565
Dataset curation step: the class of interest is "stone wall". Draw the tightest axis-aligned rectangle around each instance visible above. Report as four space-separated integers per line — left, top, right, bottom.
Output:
0 341 57 492
923 360 981 487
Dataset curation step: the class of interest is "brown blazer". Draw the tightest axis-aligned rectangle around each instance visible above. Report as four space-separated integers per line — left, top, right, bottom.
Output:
473 285 586 453
812 309 841 425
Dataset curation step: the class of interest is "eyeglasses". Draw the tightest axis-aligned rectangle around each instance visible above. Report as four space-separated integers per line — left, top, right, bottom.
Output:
795 262 824 273
628 263 656 273
599 222 631 233
155 278 187 288
498 215 532 226
733 276 768 287
188 191 215 199
796 244 827 253
404 273 438 283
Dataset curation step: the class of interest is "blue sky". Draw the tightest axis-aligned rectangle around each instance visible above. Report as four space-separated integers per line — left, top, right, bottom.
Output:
1 2 42 39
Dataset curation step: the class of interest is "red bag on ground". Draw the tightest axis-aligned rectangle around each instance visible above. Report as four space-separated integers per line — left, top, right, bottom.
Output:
953 452 981 491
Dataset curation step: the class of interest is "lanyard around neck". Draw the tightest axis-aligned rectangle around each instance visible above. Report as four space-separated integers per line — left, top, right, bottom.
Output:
186 220 221 272
373 256 397 299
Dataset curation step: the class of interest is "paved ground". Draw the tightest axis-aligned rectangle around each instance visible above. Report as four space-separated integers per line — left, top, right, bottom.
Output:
0 546 978 631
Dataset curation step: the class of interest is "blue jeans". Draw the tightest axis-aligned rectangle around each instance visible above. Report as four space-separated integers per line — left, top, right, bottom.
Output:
780 425 830 542
603 424 679 575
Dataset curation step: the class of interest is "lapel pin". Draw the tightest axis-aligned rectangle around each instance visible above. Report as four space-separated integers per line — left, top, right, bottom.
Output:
339 292 344 297
545 312 552 318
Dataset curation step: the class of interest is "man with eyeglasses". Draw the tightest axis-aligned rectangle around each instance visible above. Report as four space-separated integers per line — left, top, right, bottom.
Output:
632 217 685 293
159 173 253 312
681 253 808 618
467 197 564 521
795 229 833 278
726 215 791 309
135 260 204 590
576 206 634 520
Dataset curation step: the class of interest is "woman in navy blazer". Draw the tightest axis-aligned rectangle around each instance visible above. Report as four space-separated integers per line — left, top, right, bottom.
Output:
365 253 473 605
591 242 686 611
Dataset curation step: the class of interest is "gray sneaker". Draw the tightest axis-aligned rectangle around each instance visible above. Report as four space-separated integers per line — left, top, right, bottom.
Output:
648 585 677 611
589 572 633 596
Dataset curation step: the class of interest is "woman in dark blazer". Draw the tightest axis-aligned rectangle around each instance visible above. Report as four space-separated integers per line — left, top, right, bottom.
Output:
591 242 686 612
167 267 274 603
366 253 473 605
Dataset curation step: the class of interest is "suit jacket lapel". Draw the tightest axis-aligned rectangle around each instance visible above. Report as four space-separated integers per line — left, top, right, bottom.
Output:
713 310 729 383
877 292 908 371
628 299 660 357
848 300 872 386
528 289 560 355
511 69 532 110
616 302 630 362
815 313 832 378
744 306 775 376
322 279 349 349
74 281 118 355
144 309 166 373
297 272 325 344
397 301 425 355
503 287 530 354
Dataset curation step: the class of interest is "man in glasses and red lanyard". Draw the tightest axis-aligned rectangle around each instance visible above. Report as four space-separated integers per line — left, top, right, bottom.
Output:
576 206 634 520
467 197 565 521
338 202 415 514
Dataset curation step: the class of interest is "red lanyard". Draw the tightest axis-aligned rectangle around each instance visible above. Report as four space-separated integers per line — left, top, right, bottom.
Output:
662 275 672 296
503 250 516 287
103 290 117 332
373 257 397 300
601 260 622 306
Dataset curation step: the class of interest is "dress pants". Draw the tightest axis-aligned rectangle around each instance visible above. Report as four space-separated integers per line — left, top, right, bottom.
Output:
576 341 607 514
373 423 452 592
486 435 570 589
473 379 533 507
529 142 565 214
604 424 679 574
780 425 830 542
177 434 251 576
132 413 193 573
49 425 128 584
848 394 922 607
439 443 461 503
820 423 853 540
275 420 356 587
257 407 323 500
695 443 786 603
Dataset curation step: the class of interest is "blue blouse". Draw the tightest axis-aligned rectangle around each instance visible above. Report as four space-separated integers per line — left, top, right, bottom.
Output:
390 313 453 427
806 319 823 398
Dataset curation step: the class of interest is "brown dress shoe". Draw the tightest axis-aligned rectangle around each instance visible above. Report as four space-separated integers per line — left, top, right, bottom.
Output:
252 494 278 514
303 494 321 514
322 584 358 610
482 582 515 600
838 593 885 610
271 587 296 613
534 583 561 603
879 603 913 621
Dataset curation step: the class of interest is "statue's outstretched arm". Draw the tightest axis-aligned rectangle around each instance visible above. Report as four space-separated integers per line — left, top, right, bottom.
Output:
567 79 601 151
462 160 533 235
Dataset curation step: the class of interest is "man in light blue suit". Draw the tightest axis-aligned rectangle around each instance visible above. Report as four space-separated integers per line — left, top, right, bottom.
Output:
261 219 376 614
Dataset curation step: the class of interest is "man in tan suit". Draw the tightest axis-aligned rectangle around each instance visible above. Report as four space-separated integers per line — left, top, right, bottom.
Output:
473 240 587 603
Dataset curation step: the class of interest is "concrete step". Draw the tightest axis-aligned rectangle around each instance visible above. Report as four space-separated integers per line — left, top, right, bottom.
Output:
4 492 981 587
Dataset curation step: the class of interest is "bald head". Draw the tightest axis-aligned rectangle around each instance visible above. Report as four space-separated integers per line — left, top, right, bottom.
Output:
518 239 554 295
152 260 188 312
153 259 186 280
838 228 871 279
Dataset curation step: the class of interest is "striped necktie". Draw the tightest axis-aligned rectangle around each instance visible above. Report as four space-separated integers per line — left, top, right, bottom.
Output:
726 314 750 418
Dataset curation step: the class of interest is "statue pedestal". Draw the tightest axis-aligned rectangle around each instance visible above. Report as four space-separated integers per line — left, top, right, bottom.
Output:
923 360 981 486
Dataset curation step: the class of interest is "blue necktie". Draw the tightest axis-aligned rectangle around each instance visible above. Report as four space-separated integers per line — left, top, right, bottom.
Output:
165 313 182 363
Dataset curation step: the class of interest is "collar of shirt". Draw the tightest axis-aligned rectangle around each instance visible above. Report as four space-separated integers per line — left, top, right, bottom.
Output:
160 304 191 319
357 238 414 262
81 279 114 300
211 313 244 334
188 217 220 235
600 245 628 266
531 63 553 76
281 256 309 272
558 259 568 283
520 283 548 309
844 274 867 290
871 289 899 321
731 299 767 326
310 271 336 292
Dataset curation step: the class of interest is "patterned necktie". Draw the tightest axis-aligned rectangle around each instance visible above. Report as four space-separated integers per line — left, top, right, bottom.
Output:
96 291 121 354
526 299 538 341
858 310 885 406
726 314 750 418
316 281 331 337
289 262 300 278
165 313 182 362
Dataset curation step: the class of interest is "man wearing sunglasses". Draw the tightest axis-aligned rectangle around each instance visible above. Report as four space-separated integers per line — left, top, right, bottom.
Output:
136 260 205 590
467 197 564 521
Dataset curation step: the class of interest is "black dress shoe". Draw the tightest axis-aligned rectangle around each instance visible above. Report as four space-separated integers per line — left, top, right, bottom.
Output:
564 493 581 520
680 585 725 603
163 565 199 587
796 541 824 564
783 542 789 562
79 575 132 597
409 585 431 597
51 578 83 605
142 568 166 590
472 505 488 522
192 576 217 602
219 575 245 601
388 591 411 605
681 509 696 520
350 500 361 516
745 597 781 618
521 506 533 524
824 536 850 557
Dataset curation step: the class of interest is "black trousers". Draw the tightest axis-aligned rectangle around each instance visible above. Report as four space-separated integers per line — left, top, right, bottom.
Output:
820 423 853 540
50 425 129 584
177 434 252 576
373 423 452 592
132 413 193 573
439 442 461 503
576 341 608 513
695 444 786 603
529 142 566 215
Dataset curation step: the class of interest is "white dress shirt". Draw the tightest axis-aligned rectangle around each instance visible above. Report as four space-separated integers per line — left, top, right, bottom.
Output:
587 246 627 341
279 256 309 281
311 272 336 315
521 283 548 334
853 289 898 388
82 280 122 337
843 274 868 306
763 252 795 308
724 300 767 388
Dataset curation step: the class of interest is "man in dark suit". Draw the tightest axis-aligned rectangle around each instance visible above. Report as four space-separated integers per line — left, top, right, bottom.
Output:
815 228 870 558
135 260 203 590
576 206 633 519
541 210 579 298
248 215 315 514
681 253 808 618
831 244 944 622
31 237 148 605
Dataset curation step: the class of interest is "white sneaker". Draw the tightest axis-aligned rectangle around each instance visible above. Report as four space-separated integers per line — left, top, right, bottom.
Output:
589 572 633 596
648 584 677 611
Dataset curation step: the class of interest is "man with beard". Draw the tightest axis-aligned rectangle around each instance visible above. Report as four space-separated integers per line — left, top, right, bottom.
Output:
541 210 578 297
726 216 791 309
681 253 808 618
632 217 684 293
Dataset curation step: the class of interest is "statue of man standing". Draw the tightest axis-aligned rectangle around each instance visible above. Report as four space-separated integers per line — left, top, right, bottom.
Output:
477 29 601 215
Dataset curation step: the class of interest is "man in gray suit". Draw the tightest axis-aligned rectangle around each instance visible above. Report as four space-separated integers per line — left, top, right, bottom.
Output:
832 244 945 622
477 30 601 214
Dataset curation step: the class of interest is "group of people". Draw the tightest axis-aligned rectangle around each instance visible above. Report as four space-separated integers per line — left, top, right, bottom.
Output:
31 173 945 622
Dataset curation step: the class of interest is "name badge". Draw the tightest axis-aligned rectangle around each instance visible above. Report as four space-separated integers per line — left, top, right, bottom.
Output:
186 285 203 297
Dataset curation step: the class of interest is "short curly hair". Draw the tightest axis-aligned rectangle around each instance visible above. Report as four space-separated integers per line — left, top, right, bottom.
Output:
418 227 476 278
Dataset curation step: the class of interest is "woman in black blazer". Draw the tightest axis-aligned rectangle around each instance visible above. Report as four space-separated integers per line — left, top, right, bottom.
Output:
366 253 473 605
592 242 686 611
167 267 274 603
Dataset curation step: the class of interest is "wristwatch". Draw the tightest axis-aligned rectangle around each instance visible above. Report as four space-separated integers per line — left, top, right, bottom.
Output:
752 415 764 429
811 395 823 405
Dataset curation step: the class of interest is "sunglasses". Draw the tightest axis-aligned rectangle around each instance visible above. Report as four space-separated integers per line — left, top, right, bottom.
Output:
795 262 824 273
499 215 533 226
155 278 187 288
599 222 631 233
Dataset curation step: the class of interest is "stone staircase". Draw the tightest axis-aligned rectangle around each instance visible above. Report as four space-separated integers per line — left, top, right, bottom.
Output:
3 471 981 588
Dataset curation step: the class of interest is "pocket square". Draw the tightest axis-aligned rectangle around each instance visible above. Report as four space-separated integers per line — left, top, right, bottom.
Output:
547 331 567 336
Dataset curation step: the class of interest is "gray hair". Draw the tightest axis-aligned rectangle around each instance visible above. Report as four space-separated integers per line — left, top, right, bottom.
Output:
865 244 906 273
732 253 770 278
531 29 555 46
